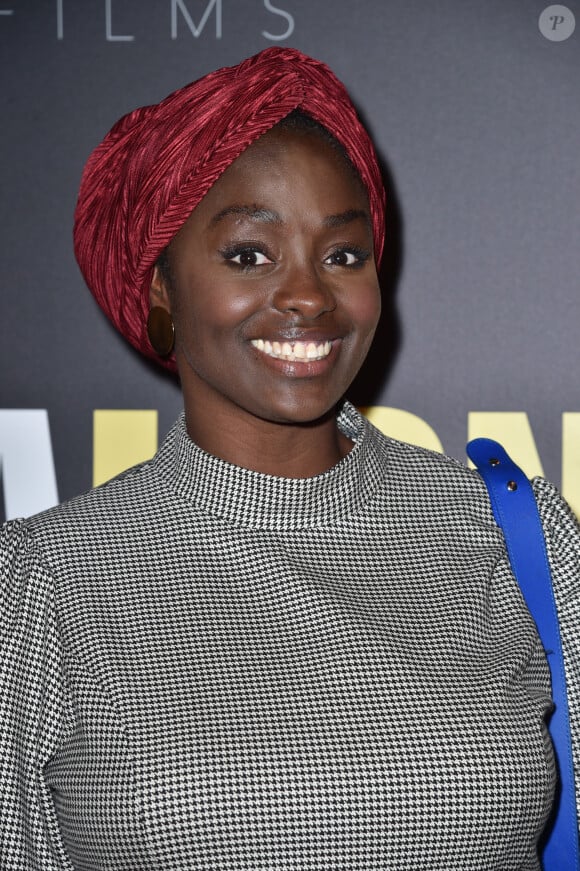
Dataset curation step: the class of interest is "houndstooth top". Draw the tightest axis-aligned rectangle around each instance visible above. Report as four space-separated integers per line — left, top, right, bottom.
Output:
1 402 580 870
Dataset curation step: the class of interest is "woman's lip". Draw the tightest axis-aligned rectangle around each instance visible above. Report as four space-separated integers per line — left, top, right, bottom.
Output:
250 337 341 376
251 338 333 363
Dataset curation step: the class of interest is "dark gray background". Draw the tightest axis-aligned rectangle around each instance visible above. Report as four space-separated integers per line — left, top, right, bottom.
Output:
1 0 579 509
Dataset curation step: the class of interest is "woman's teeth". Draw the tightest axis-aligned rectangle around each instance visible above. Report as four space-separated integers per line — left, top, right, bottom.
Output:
251 339 333 362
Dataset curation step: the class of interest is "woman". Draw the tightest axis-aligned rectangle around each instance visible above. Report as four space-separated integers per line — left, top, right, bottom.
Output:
1 47 579 870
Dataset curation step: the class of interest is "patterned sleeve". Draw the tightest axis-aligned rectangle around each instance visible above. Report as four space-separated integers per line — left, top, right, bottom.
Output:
0 520 75 870
533 479 580 819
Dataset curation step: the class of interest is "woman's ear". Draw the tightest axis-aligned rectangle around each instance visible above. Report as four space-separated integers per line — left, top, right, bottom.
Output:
148 263 175 357
150 263 172 312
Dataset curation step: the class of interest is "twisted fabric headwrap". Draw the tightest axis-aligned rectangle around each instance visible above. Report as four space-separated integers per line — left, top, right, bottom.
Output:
74 47 386 369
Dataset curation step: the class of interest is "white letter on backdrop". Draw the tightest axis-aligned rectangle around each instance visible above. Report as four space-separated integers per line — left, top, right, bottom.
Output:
56 0 63 38
106 0 134 41
171 0 221 38
262 0 294 41
0 410 59 520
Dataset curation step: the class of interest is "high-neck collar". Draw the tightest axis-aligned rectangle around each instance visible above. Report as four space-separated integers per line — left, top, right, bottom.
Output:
153 402 389 531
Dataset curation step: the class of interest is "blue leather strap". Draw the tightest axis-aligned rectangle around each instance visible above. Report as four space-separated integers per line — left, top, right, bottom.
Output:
467 437 579 871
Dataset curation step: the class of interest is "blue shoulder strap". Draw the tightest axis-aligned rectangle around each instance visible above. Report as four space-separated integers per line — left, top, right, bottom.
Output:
467 437 579 871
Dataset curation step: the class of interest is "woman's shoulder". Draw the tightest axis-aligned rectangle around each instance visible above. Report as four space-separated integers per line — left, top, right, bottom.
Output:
25 456 160 534
366 418 491 507
0 518 62 640
17 414 186 546
381 426 579 545
347 402 487 497
532 476 580 594
1 455 168 588
533 476 580 534
383 431 477 478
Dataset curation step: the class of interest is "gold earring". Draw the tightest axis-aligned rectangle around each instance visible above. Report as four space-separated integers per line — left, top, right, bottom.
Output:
147 306 175 357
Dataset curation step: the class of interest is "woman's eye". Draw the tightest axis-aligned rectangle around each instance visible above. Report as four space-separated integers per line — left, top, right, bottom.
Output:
228 249 271 267
325 248 369 267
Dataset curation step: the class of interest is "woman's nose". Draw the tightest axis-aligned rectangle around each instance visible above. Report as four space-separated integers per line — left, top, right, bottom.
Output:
272 263 336 318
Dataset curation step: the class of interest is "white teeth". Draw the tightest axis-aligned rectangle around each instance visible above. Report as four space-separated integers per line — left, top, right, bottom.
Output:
251 339 333 362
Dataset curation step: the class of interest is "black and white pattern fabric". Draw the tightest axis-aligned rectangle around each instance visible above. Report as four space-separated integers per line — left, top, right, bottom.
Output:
1 401 579 870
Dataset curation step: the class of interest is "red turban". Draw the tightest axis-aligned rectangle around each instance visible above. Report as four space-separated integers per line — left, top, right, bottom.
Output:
74 47 386 370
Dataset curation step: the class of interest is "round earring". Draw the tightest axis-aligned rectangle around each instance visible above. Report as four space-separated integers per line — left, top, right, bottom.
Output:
147 306 175 357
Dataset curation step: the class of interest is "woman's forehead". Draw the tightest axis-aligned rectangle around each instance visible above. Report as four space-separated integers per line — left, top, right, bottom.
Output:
197 128 370 216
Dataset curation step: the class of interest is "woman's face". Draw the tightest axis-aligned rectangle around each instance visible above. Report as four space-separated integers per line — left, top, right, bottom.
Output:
152 127 381 429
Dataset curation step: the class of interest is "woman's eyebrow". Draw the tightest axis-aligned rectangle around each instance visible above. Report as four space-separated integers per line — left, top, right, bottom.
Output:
210 205 282 226
323 209 371 229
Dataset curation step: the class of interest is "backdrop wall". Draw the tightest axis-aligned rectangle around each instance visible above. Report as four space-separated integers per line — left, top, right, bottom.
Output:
1 0 579 521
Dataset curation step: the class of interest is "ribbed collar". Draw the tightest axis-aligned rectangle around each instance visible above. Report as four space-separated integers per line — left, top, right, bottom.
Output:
153 401 389 531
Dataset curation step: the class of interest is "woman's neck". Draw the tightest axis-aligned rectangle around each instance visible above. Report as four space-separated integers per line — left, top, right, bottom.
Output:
183 401 353 479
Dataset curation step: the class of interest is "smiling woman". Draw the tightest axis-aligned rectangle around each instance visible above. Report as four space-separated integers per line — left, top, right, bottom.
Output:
1 46 580 871
150 122 380 476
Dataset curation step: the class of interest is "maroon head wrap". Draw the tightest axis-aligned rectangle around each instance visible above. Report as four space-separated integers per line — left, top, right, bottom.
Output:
74 47 386 370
